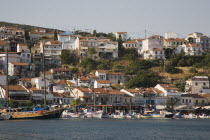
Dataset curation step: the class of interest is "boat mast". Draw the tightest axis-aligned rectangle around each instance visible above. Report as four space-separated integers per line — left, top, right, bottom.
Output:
6 47 9 107
42 41 47 107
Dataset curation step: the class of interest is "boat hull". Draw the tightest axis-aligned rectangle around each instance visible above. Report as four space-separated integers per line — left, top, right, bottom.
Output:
0 114 11 120
10 108 66 120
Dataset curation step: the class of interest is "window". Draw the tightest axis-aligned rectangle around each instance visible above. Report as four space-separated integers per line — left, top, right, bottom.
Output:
189 99 191 103
186 99 188 103
196 100 198 104
202 100 204 104
182 99 184 103
195 83 198 86
203 83 206 86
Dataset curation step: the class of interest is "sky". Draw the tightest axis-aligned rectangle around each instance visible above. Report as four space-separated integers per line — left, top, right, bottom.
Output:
1 0 210 38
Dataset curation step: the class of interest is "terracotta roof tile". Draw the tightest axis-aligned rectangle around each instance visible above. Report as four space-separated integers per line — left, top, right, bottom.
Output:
79 77 89 81
10 62 28 66
1 85 27 91
96 80 110 84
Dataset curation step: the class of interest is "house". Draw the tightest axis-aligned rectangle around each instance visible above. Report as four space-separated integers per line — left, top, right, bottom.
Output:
94 80 111 88
8 62 29 77
164 38 188 49
40 40 62 67
0 85 30 101
57 31 76 51
176 43 203 56
186 32 210 51
181 94 207 106
52 92 73 105
141 35 165 59
78 77 90 87
0 52 21 71
71 88 93 104
97 41 118 59
95 70 106 80
17 43 28 52
52 80 70 93
185 76 209 93
122 39 143 55
116 32 128 41
75 37 98 60
107 72 126 84
18 78 32 88
29 87 53 104
0 41 9 51
44 67 72 80
136 88 156 106
89 74 99 87
154 84 181 97
31 77 50 90
165 32 178 39
29 29 54 42
121 89 143 105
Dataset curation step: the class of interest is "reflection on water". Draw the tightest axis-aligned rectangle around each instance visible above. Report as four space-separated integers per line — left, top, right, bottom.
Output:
0 119 210 140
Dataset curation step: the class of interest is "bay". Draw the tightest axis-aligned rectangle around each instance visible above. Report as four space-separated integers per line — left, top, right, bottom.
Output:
0 119 210 140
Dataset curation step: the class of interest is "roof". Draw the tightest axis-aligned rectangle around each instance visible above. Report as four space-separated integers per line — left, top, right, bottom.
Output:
0 85 27 91
96 70 106 73
18 43 27 46
124 89 139 93
148 35 163 39
154 88 164 94
117 32 127 34
108 72 123 75
18 78 32 81
108 89 125 94
181 94 205 98
186 43 202 48
52 68 70 72
29 87 42 91
79 77 89 81
0 41 7 45
90 74 98 78
10 62 28 66
55 80 68 85
164 38 188 42
124 41 137 43
91 88 109 94
152 48 162 51
76 88 92 93
96 80 110 84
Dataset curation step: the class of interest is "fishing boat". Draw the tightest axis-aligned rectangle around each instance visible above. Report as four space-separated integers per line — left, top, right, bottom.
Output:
199 114 209 119
0 112 11 120
111 112 125 119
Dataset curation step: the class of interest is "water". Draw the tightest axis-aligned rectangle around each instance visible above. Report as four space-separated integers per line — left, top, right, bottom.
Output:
0 119 210 140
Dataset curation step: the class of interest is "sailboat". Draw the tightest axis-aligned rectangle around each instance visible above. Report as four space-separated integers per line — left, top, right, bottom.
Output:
0 44 66 119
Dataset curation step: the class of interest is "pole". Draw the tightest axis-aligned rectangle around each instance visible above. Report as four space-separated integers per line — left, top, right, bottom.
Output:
42 43 47 107
6 48 9 107
145 30 147 39
94 92 96 112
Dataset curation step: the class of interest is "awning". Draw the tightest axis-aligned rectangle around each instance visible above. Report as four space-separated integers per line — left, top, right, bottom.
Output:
156 105 166 110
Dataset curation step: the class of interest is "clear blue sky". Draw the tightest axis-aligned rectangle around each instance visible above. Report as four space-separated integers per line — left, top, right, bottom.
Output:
1 0 210 38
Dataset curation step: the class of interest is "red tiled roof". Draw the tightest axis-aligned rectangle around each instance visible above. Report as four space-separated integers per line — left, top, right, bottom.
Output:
18 78 32 81
181 94 204 98
10 62 28 66
96 80 110 84
91 88 109 94
79 77 89 81
124 41 137 43
96 70 106 73
108 72 123 75
0 85 27 91
117 32 127 34
29 87 42 91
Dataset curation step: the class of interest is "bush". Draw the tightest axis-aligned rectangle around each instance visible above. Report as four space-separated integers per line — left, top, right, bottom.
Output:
188 68 198 73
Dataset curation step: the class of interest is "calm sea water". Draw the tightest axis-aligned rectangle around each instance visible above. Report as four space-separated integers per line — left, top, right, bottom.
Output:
0 119 210 140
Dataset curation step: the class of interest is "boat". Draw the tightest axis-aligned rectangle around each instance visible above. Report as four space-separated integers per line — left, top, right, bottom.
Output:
61 109 85 118
83 109 107 118
0 107 66 119
183 113 198 119
174 112 182 118
111 112 125 119
199 114 209 119
0 112 11 120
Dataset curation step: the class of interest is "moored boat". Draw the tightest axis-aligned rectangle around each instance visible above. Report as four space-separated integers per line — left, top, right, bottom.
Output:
0 107 66 119
0 112 11 120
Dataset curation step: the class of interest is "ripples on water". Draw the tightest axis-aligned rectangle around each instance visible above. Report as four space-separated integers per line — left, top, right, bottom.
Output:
0 119 210 140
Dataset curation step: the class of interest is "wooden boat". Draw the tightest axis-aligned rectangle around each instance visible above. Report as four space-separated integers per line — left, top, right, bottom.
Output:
183 113 198 119
0 107 66 119
61 109 85 118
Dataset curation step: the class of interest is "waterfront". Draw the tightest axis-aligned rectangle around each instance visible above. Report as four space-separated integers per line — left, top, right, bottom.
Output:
1 119 210 140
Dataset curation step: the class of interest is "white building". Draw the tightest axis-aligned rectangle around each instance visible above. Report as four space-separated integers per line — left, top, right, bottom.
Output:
95 70 106 80
141 35 165 59
0 70 6 85
186 32 210 51
185 76 209 93
116 32 128 41
0 52 21 71
94 80 110 88
58 31 76 51
176 43 203 56
31 77 50 90
40 40 62 66
8 62 29 77
98 41 118 58
165 32 178 39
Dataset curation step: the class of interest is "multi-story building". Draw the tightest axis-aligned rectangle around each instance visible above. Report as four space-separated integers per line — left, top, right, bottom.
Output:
176 43 203 56
8 62 29 78
181 94 207 106
116 32 128 41
164 38 188 49
141 35 165 59
40 40 62 67
185 76 209 93
57 31 76 51
186 32 210 51
97 41 118 59
44 67 72 80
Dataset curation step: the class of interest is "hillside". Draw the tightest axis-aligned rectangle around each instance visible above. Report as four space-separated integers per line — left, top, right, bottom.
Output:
0 21 58 32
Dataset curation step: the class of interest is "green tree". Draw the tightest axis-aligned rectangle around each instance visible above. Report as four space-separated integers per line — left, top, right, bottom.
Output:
126 70 159 88
24 30 30 40
8 99 19 108
60 50 79 65
54 30 58 40
166 98 179 112
79 58 97 72
70 99 80 106
188 68 198 73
